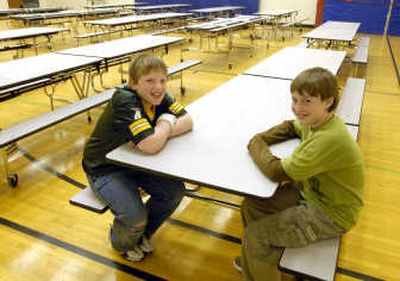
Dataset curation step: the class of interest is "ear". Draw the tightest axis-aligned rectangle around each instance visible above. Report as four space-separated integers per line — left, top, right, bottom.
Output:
324 96 334 110
128 79 137 90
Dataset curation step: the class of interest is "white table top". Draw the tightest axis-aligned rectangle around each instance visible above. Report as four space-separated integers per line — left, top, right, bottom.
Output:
107 74 359 198
107 75 294 198
85 12 192 26
0 6 65 15
10 9 119 21
186 15 262 31
243 47 346 80
0 53 101 91
83 3 139 9
190 6 244 14
56 35 184 60
0 27 65 41
321 20 361 29
303 20 360 42
256 9 298 17
135 4 190 11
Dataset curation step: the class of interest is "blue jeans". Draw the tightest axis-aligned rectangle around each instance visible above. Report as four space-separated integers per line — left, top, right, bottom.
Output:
86 167 185 252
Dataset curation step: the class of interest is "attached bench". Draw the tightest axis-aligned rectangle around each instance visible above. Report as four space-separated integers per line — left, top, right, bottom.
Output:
168 59 202 95
150 26 186 36
336 77 366 126
0 43 33 52
74 30 115 44
0 43 33 58
69 186 108 213
352 37 370 76
0 78 51 101
0 89 114 187
279 237 341 281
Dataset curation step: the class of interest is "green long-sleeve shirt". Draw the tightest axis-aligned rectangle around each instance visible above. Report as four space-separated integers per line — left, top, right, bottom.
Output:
282 116 364 230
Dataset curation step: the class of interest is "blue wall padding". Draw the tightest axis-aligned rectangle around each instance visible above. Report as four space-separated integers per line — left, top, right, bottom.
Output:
143 0 259 14
388 1 400 35
323 0 389 34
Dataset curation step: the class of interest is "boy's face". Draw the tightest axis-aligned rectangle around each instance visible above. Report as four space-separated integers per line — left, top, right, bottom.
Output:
291 90 333 129
130 69 167 106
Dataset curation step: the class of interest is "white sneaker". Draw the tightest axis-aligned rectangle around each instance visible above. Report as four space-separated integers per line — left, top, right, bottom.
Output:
140 236 153 253
233 256 242 273
124 246 145 262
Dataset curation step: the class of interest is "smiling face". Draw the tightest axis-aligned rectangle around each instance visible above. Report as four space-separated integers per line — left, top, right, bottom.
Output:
129 69 167 106
290 68 339 129
291 90 334 129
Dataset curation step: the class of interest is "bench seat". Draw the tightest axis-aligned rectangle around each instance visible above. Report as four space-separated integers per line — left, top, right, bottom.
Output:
352 36 370 64
167 59 202 76
0 89 114 148
69 186 108 213
150 26 185 36
0 43 33 52
0 78 51 101
74 30 114 39
336 77 366 126
279 237 340 281
0 89 114 187
168 59 202 95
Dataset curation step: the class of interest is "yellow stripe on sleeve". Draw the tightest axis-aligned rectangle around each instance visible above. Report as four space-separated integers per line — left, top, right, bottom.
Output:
129 118 152 136
131 124 152 136
129 118 147 131
169 101 184 114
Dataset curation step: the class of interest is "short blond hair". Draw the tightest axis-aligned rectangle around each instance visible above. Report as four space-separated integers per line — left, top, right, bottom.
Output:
290 67 339 112
128 54 168 83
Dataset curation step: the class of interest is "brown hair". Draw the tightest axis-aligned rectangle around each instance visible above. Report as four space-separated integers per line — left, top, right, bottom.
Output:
290 67 339 112
128 54 168 83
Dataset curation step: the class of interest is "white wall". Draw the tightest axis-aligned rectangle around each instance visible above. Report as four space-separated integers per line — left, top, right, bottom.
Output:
0 0 9 9
38 0 86 9
259 0 317 25
38 0 131 9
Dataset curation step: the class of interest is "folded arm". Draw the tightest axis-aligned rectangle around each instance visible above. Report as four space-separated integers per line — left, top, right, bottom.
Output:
247 121 298 182
136 113 193 154
170 113 193 138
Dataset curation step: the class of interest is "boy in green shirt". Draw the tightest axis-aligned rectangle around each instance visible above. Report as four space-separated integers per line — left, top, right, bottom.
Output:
234 67 364 281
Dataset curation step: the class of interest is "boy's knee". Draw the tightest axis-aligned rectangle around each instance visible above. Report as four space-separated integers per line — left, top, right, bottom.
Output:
128 219 147 233
166 181 185 200
119 211 147 230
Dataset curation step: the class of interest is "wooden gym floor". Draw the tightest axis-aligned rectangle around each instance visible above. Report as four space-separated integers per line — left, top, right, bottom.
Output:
0 19 400 281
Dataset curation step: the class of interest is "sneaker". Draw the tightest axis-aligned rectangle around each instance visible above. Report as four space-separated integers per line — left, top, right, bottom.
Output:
184 184 201 192
233 256 242 273
124 245 145 262
139 236 153 253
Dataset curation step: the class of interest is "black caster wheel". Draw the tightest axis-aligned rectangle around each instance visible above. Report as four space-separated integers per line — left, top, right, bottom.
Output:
180 87 186 95
8 173 18 187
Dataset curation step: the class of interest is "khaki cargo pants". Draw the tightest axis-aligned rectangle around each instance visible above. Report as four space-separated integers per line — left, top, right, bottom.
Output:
240 183 345 281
